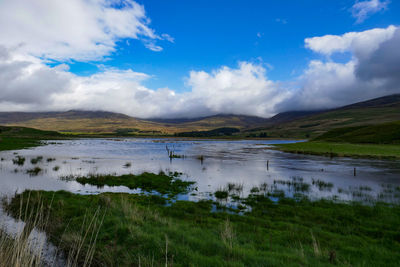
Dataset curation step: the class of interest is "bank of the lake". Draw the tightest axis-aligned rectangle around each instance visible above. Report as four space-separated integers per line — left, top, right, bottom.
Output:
274 141 400 159
0 126 66 151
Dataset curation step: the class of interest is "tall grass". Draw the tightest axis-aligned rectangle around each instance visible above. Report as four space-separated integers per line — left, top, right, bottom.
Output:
0 229 42 267
1 192 104 267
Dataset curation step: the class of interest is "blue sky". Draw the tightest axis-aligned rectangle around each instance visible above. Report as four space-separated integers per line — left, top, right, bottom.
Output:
68 0 400 91
0 0 399 118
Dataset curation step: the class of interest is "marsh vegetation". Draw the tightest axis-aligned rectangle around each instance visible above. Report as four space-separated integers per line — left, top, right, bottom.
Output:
0 136 399 266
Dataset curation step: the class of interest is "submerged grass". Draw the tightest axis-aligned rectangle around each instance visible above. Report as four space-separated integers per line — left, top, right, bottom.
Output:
5 185 400 267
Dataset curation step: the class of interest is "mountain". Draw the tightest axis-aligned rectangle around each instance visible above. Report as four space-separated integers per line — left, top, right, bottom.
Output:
0 110 130 124
245 94 400 139
1 111 269 134
2 94 399 136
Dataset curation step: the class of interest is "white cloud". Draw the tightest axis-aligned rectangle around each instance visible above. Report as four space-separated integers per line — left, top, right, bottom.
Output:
275 18 288 24
161 34 175 43
144 41 163 52
351 0 390 23
281 26 400 111
0 0 166 61
0 1 399 119
57 62 289 118
0 51 290 118
184 62 290 118
305 25 396 56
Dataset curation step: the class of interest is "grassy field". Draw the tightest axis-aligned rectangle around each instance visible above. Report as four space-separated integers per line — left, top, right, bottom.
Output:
0 126 64 151
246 106 400 139
274 121 400 159
313 121 400 144
275 142 400 159
6 185 400 267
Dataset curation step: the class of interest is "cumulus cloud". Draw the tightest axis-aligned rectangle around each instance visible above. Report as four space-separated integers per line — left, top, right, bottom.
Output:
38 62 287 118
351 0 390 23
0 1 399 119
280 25 400 111
184 62 289 118
0 0 166 61
305 25 396 56
0 46 73 110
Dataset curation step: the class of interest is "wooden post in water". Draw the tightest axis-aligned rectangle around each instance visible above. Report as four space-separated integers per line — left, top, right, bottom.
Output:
354 168 356 176
267 160 269 171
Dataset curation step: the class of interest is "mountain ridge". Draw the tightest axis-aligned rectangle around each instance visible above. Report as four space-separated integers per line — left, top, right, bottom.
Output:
1 94 399 136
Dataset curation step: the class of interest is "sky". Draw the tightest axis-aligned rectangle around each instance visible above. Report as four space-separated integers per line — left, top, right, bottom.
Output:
0 0 399 118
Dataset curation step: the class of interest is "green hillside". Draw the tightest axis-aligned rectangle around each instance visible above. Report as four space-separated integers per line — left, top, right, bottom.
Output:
313 121 400 144
245 94 400 139
0 126 63 151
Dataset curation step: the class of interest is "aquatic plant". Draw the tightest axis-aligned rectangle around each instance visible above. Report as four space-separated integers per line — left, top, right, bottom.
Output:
312 179 334 191
26 167 43 176
52 166 60 172
12 156 26 166
196 155 205 164
168 151 184 159
227 182 243 194
75 172 195 198
30 156 43 165
215 190 229 199
250 187 260 193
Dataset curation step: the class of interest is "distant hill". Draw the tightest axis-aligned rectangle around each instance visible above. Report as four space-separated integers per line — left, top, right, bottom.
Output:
243 94 400 139
1 111 269 134
0 110 130 124
2 94 399 137
313 121 400 144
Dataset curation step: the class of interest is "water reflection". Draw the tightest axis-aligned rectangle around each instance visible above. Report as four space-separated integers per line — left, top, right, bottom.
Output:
0 138 399 203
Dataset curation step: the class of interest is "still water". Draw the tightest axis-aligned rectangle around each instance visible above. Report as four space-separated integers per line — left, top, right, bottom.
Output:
0 138 399 203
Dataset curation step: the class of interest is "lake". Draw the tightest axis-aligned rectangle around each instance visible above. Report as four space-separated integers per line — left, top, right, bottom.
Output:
1 138 399 203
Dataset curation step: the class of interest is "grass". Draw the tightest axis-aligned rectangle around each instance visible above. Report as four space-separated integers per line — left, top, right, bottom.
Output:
0 230 42 267
5 189 400 266
74 172 195 198
245 105 400 139
0 126 63 151
5 114 258 135
275 142 400 159
314 121 400 144
0 192 100 267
